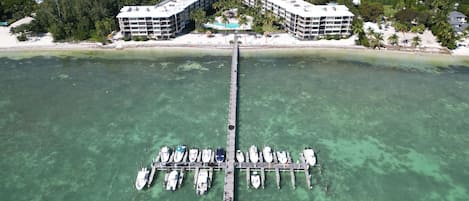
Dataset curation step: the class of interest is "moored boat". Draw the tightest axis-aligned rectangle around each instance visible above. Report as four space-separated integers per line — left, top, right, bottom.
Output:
202 149 212 163
250 171 261 189
249 145 259 163
216 147 225 163
166 170 179 191
263 146 273 163
303 148 317 166
276 151 288 164
173 145 186 163
135 167 150 190
236 150 244 163
189 148 199 162
159 146 171 163
196 169 209 195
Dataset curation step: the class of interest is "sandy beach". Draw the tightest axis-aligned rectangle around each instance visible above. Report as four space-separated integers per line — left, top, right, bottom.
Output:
1 21 468 57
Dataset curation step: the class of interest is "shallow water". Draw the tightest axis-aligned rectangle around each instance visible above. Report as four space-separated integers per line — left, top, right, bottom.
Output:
1 50 468 201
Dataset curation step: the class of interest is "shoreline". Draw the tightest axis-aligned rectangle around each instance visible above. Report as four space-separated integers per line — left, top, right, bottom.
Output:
0 42 462 57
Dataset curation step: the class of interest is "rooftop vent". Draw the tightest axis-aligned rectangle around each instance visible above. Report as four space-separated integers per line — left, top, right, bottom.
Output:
127 7 132 12
332 7 336 11
135 7 139 11
290 0 296 3
147 8 150 11
294 4 300 7
323 7 327 11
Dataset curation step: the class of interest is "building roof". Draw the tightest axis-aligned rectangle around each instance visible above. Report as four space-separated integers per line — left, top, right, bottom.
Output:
448 11 468 33
116 0 198 18
267 0 354 18
449 11 467 19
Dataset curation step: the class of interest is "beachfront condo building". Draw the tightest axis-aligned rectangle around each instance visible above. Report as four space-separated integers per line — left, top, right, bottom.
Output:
243 0 354 40
116 0 216 39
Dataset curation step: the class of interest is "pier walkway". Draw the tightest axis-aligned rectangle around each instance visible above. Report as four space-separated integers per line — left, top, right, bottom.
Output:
148 34 315 199
223 33 239 201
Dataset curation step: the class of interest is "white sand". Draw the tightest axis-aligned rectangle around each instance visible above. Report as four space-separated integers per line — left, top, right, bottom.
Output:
1 17 467 56
364 22 442 48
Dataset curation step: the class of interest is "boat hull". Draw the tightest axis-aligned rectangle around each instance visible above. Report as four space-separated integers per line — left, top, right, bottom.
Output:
249 145 259 163
251 173 261 189
263 147 273 163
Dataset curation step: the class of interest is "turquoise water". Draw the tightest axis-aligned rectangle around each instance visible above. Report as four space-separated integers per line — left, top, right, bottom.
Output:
212 22 240 29
1 50 469 201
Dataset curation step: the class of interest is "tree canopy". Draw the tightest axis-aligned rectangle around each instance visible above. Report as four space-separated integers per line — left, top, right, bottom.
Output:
0 0 37 22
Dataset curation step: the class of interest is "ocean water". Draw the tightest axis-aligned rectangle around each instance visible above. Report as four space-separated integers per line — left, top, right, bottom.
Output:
1 50 468 201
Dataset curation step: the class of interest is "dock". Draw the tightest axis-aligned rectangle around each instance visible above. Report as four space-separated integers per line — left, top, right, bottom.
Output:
222 32 239 201
136 34 320 200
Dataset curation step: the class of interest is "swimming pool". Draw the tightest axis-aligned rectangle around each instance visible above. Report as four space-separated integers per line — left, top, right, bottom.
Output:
212 22 240 29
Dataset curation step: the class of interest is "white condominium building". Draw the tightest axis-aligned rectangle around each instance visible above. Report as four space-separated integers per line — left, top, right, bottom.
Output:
243 0 354 40
117 0 216 39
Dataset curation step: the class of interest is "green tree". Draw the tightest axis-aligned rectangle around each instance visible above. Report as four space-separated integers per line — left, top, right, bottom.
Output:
190 8 206 32
388 33 399 46
369 32 384 49
0 0 36 22
411 35 421 47
359 2 384 22
239 15 248 28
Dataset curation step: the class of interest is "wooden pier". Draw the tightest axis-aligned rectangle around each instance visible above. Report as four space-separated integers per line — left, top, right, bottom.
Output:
223 32 239 201
141 34 317 200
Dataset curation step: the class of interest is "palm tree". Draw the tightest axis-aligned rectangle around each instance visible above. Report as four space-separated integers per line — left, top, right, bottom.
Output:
370 32 384 49
221 14 229 43
412 36 421 48
212 1 224 12
366 27 375 36
190 8 206 32
239 15 248 44
388 33 399 46
352 19 364 36
239 15 248 28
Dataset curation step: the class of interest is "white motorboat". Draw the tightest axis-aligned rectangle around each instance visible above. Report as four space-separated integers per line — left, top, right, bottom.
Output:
189 148 199 162
166 170 179 191
196 169 209 195
249 145 259 163
135 167 149 190
159 146 171 163
276 151 288 164
173 145 186 163
236 150 244 163
250 171 261 189
202 149 212 163
262 146 273 163
303 148 317 166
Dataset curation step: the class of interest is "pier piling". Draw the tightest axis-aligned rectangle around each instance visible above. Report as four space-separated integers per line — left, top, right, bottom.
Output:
290 169 296 190
261 168 265 189
275 168 281 190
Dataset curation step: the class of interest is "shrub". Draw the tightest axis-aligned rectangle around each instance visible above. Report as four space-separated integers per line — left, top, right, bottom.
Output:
17 33 28 41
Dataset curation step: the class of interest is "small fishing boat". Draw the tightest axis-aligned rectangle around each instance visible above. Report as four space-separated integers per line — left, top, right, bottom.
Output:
263 146 273 163
249 145 259 163
202 149 212 163
135 167 149 190
189 148 199 162
276 151 288 164
236 150 244 163
166 170 179 191
196 169 209 195
303 148 317 166
159 146 171 163
173 145 186 163
250 171 261 189
216 147 225 163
